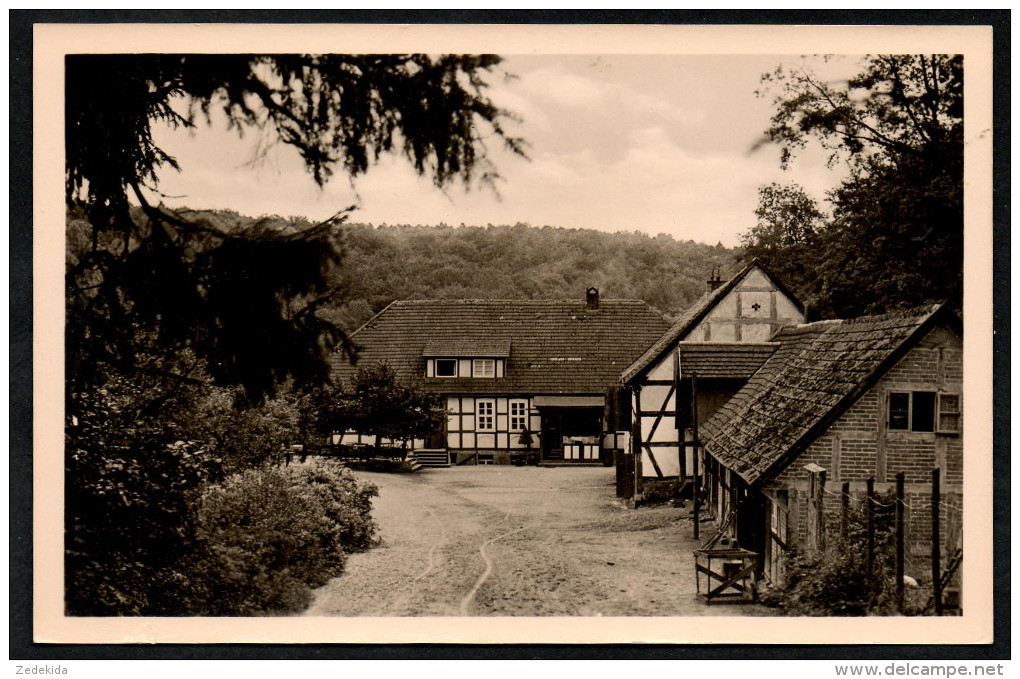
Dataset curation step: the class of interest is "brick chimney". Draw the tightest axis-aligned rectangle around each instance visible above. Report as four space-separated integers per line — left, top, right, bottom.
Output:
585 287 600 310
707 266 723 292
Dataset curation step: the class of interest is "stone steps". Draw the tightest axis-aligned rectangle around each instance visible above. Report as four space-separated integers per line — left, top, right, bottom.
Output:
408 449 451 468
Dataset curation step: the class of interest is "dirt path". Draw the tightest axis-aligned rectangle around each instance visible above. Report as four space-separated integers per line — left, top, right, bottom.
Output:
306 466 772 617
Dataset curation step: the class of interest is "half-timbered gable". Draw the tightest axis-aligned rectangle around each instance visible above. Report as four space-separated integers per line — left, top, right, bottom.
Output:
330 290 670 465
699 304 963 585
620 260 804 488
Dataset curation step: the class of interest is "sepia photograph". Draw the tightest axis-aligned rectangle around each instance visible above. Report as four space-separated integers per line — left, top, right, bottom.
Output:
28 20 997 647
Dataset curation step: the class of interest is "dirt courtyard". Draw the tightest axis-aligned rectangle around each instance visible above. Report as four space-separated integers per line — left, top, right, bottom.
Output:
307 465 771 617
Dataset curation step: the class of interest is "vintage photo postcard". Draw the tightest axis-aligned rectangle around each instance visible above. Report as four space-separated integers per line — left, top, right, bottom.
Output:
32 21 995 645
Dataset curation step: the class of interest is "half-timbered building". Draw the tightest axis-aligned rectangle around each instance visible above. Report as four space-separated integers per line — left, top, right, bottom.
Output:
620 260 804 493
699 304 963 586
330 289 670 466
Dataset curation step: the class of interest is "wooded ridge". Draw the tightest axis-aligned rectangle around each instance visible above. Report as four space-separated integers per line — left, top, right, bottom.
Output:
145 209 740 330
334 221 737 329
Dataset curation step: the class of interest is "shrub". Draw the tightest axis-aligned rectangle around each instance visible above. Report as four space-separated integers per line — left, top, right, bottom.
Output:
65 370 379 616
281 460 379 553
760 490 899 616
343 458 419 474
182 460 378 615
760 546 878 615
195 388 302 474
65 376 217 616
638 480 680 506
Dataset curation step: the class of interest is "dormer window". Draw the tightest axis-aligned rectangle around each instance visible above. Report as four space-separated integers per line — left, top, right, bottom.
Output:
423 340 509 379
435 359 457 377
426 356 504 379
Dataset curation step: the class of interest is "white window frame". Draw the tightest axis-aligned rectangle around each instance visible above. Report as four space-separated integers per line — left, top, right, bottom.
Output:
509 399 528 432
473 358 496 378
936 392 961 434
476 399 495 432
434 359 458 378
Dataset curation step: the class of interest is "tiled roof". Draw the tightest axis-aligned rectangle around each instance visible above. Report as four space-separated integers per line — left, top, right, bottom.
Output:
620 259 802 384
678 343 778 379
331 298 671 396
700 304 954 487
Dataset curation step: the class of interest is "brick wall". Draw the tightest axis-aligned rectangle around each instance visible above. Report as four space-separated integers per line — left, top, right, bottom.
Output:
774 323 963 558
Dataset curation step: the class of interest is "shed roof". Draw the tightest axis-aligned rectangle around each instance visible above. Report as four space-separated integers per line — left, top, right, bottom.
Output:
422 339 512 358
700 304 958 487
331 298 671 396
620 259 802 384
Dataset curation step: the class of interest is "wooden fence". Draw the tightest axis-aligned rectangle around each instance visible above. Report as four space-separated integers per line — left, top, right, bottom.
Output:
805 468 963 615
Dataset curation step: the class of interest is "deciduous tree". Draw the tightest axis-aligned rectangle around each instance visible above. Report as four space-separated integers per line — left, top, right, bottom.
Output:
740 182 826 312
752 55 963 317
331 364 445 456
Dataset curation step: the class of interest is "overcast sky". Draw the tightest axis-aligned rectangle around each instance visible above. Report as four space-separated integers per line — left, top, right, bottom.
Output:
149 54 860 247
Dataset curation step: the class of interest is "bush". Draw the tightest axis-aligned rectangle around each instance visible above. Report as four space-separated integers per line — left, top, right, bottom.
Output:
195 388 302 474
65 371 379 616
65 376 217 616
638 480 680 506
182 460 378 615
760 490 899 616
759 546 879 615
282 460 379 553
344 458 419 474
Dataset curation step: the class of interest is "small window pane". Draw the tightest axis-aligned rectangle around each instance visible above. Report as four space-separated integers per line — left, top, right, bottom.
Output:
435 359 457 377
888 392 909 430
911 391 936 432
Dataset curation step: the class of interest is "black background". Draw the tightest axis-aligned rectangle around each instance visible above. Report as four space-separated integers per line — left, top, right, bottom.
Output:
9 8 1011 661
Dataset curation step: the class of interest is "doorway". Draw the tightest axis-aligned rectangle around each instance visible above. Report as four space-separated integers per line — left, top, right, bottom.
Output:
539 406 602 462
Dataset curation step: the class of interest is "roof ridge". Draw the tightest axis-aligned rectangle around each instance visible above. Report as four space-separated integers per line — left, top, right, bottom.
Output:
774 303 942 335
833 303 942 326
621 259 799 384
349 299 399 338
392 297 652 304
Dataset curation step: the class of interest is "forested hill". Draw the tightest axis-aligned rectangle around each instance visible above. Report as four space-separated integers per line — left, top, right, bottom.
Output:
99 208 740 331
330 222 738 329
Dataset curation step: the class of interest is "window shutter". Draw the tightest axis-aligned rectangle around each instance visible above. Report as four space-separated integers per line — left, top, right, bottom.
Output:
936 393 961 434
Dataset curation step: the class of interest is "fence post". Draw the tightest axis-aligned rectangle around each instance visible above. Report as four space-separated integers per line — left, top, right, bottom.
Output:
691 373 699 540
932 468 943 616
633 387 643 501
895 471 905 614
866 477 875 582
804 464 826 553
841 481 850 545
817 469 827 552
